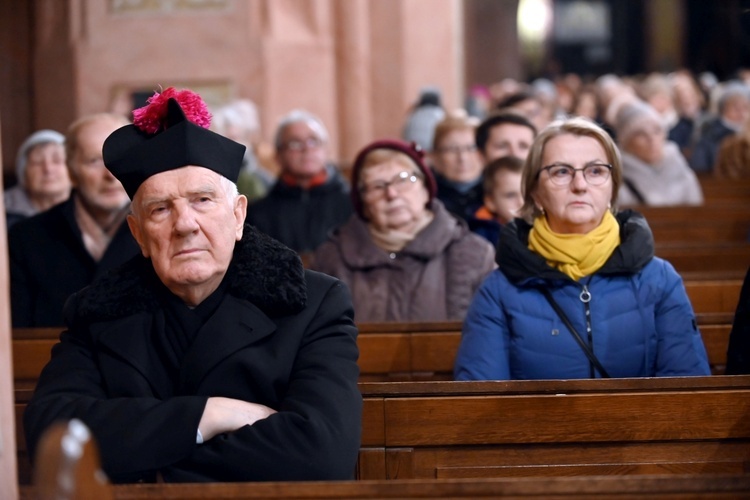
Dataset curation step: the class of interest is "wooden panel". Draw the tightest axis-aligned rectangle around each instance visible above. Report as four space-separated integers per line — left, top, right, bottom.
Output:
639 202 750 223
405 441 750 481
357 334 410 374
685 280 742 314
12 339 54 380
361 399 384 447
410 332 461 373
18 473 742 499
385 448 414 480
355 448 386 480
382 390 750 446
437 460 747 479
656 244 750 273
651 220 750 244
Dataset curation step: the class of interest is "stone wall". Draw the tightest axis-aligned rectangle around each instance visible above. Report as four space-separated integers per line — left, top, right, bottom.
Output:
28 0 463 167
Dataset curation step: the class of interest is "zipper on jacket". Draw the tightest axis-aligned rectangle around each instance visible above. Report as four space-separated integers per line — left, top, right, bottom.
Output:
579 282 594 378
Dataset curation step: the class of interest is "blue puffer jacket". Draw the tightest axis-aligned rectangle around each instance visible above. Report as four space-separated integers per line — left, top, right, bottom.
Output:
454 210 710 380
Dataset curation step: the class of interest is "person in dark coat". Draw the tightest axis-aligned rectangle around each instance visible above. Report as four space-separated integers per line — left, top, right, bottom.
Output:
429 113 484 222
9 113 139 327
726 265 750 374
690 82 750 173
246 109 352 255
24 88 362 483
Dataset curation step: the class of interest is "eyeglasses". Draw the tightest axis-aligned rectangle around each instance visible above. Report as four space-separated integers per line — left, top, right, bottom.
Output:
438 144 477 155
540 162 612 186
282 137 323 151
360 170 420 200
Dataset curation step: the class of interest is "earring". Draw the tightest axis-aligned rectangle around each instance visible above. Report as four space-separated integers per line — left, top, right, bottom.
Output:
537 206 545 215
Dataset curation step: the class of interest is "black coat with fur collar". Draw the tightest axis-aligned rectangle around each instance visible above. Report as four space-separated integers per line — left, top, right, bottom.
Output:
24 225 362 483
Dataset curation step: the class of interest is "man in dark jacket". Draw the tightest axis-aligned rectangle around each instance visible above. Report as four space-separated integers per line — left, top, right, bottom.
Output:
24 89 362 483
9 113 140 327
690 82 750 173
246 110 353 255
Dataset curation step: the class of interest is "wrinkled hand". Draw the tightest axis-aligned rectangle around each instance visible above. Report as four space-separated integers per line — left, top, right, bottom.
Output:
198 396 277 441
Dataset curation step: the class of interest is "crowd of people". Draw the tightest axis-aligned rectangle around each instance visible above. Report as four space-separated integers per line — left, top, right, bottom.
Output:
5 68 750 482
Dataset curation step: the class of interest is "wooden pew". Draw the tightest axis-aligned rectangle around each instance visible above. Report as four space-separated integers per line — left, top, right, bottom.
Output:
10 314 734 393
684 279 742 314
17 474 750 499
358 376 750 480
650 219 750 243
13 274 742 389
638 202 750 224
17 377 750 489
655 242 750 273
358 314 733 382
9 319 737 485
699 177 750 203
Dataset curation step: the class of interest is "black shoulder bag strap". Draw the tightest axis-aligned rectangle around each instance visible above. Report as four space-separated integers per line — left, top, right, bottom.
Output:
540 288 611 378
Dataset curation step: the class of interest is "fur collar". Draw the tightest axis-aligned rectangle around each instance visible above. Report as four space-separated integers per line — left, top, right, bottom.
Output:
72 225 307 323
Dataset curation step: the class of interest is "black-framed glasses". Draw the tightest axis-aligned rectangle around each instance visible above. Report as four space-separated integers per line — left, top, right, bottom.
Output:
360 171 420 200
282 137 323 151
540 162 612 186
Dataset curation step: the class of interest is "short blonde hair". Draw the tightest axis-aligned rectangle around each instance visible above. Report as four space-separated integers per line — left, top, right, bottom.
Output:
520 116 622 222
431 112 480 151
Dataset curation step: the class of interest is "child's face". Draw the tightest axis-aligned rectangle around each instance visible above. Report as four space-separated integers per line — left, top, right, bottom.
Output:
485 170 523 225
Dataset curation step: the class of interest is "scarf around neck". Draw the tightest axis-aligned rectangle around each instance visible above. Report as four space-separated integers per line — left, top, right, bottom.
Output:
528 211 620 281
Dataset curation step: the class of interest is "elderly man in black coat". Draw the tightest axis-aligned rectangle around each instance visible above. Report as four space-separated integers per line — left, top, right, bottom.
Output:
24 88 362 483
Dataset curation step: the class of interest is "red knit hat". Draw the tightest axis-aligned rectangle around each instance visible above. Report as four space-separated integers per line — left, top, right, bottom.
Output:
349 139 437 219
103 87 245 199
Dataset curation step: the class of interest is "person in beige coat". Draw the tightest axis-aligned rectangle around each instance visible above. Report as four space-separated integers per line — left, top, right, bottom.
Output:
311 139 495 322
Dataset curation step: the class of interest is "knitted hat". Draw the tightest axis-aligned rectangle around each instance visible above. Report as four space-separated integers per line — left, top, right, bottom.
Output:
614 100 664 146
349 139 437 219
15 129 65 186
102 87 246 199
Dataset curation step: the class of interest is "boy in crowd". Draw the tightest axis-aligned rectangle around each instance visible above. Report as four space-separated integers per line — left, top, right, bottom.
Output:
468 156 525 247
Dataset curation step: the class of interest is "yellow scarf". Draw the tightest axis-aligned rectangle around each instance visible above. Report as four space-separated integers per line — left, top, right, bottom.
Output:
528 211 620 281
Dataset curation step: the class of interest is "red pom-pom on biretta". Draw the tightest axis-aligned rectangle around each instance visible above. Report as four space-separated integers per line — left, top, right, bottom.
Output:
132 87 212 134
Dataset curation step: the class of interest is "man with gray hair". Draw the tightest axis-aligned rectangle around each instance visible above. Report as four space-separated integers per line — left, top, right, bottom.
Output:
24 89 362 483
247 109 352 256
690 81 750 172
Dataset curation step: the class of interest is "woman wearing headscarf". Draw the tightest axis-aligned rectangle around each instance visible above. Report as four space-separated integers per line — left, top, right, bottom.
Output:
5 129 70 228
615 100 703 206
311 139 495 322
454 117 709 380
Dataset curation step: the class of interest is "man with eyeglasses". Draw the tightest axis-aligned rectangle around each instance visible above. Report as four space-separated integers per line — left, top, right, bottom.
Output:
247 109 352 257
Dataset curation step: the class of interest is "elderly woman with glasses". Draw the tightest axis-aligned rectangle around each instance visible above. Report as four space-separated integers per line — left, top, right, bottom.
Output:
311 139 495 322
454 117 710 380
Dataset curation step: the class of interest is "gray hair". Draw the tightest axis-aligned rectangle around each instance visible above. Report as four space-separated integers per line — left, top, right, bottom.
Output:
718 81 750 114
15 129 65 186
273 109 329 149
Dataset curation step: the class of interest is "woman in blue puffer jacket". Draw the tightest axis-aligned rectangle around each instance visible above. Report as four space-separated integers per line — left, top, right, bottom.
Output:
454 117 710 380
